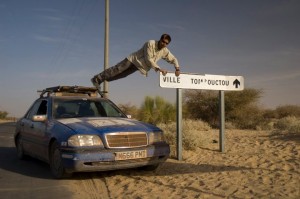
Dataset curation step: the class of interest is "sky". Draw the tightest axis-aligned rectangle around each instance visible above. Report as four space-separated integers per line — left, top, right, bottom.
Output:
0 0 299 117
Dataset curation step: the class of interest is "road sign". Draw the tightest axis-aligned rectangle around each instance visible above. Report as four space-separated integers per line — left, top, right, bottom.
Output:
160 73 244 91
160 72 245 158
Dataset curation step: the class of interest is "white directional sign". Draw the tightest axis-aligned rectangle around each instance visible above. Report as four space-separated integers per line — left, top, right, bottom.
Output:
160 73 244 91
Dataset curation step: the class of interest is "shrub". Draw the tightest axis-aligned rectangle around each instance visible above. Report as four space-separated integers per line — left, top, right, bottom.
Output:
138 96 176 124
158 119 212 151
0 111 8 119
157 122 177 146
183 90 219 126
225 122 236 129
274 105 300 119
183 88 264 129
118 103 139 119
256 120 275 131
274 116 300 134
225 104 265 130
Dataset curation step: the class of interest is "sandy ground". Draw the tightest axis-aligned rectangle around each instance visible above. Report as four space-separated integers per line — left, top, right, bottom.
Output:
2 119 299 198
73 130 299 199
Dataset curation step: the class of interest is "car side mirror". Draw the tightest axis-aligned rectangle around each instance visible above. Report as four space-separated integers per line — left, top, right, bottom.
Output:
33 115 47 122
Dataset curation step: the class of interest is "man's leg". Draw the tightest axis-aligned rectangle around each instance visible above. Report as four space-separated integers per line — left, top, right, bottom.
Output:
91 58 137 89
106 62 138 81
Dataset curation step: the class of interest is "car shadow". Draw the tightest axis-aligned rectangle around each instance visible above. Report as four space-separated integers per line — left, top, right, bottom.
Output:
0 121 54 179
95 160 253 178
0 145 253 180
0 146 53 179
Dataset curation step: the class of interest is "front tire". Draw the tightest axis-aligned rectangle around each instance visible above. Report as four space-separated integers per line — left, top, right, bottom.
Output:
49 141 71 179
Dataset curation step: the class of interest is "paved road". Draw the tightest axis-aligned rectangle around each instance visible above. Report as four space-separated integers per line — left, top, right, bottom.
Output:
0 122 109 199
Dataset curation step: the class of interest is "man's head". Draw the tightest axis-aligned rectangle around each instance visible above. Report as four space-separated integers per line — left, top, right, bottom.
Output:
158 33 171 50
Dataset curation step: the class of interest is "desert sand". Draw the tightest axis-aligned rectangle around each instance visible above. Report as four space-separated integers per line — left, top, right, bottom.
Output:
70 130 299 199
2 119 298 198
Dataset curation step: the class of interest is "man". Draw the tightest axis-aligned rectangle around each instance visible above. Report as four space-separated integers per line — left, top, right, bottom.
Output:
91 33 180 91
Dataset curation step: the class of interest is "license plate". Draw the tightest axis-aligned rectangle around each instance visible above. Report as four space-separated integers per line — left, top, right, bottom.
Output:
115 150 147 160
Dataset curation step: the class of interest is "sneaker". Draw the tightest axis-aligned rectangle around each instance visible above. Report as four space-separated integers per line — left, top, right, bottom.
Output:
91 77 101 92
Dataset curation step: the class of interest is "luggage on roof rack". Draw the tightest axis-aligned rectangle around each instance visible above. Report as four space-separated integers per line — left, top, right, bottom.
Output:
38 86 99 97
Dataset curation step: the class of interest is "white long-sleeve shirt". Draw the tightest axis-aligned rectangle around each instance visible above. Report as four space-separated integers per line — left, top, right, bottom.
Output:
127 40 179 76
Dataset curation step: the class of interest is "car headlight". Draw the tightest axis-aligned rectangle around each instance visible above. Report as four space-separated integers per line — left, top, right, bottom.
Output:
148 132 165 144
68 135 104 147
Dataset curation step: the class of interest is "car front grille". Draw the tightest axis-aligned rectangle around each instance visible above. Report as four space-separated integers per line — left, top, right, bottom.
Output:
105 132 148 148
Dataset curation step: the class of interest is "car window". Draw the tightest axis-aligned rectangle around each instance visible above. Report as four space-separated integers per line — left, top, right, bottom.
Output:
26 99 47 120
100 101 123 117
53 98 126 119
37 100 47 115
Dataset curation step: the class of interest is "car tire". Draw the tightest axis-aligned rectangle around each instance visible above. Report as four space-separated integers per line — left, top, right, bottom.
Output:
50 141 72 179
16 135 26 160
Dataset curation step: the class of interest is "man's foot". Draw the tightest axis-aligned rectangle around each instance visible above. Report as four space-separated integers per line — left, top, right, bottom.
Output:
91 77 101 92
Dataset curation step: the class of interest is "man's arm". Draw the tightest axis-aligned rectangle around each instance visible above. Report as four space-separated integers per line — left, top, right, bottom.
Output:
143 41 161 71
163 51 179 68
163 51 180 76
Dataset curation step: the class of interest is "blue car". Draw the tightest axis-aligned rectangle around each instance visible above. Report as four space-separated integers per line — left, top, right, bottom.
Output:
14 86 170 178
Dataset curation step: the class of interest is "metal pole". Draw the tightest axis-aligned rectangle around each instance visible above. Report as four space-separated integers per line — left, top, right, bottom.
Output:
176 88 183 160
219 90 225 152
103 0 109 98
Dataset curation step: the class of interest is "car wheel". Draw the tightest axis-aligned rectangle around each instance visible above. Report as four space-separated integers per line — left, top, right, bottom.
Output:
16 136 26 159
50 141 71 179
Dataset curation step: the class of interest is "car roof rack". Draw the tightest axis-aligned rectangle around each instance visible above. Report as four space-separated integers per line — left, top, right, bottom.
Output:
38 86 100 98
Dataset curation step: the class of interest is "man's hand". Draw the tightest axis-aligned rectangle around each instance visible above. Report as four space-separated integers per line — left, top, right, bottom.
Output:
175 68 180 76
160 69 168 76
155 67 167 76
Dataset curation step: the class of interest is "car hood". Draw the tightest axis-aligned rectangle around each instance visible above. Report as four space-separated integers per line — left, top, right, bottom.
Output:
56 117 161 134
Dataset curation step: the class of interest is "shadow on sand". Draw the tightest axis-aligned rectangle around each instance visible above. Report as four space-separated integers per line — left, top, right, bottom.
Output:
268 131 300 144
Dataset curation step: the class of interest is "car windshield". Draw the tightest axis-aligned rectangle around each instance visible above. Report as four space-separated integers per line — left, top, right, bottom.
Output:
53 98 126 119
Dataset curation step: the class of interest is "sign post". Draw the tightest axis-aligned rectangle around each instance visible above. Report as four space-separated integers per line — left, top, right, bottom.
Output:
219 90 225 152
176 88 183 160
160 72 244 159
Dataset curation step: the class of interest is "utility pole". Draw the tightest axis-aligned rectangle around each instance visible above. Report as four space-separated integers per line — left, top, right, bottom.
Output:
103 0 109 97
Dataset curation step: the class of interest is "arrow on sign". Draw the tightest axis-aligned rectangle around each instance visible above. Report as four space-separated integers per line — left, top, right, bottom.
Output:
233 79 240 88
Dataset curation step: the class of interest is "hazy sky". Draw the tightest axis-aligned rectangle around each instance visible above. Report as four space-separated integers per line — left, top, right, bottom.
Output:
1 0 299 117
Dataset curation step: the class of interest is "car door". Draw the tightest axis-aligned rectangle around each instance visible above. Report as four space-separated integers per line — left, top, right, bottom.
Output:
21 99 48 160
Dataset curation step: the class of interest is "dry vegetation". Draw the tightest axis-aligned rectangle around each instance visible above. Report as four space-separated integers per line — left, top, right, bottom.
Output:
158 119 212 152
158 118 300 156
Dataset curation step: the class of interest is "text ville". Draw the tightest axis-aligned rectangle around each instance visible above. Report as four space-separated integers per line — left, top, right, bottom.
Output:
162 76 180 84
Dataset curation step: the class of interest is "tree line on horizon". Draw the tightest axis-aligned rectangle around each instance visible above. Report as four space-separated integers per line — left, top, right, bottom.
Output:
118 88 300 130
0 111 8 119
1 88 300 131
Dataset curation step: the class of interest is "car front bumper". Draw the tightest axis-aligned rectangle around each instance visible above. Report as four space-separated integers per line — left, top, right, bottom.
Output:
61 143 170 173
